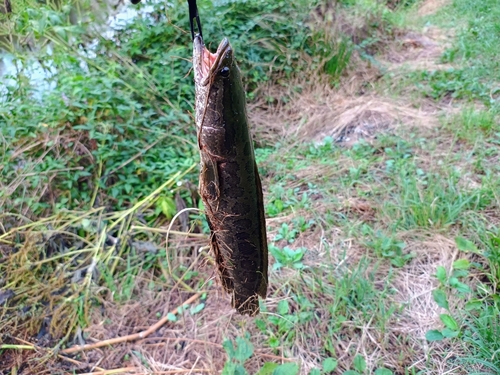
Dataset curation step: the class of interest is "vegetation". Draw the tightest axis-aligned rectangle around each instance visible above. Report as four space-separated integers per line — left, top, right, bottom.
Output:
1 0 499 374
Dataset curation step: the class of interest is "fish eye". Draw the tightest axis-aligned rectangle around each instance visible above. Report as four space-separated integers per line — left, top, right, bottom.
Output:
220 67 230 78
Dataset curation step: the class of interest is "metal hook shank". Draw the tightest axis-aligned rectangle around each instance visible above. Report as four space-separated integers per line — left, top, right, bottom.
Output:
188 0 203 40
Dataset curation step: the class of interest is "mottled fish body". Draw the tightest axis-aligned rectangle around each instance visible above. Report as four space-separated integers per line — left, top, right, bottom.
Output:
193 35 268 316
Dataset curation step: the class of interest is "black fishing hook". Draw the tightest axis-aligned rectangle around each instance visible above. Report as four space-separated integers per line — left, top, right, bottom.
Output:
188 0 203 40
129 0 202 40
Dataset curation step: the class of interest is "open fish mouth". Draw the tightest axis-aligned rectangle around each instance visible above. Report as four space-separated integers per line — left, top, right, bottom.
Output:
194 35 231 84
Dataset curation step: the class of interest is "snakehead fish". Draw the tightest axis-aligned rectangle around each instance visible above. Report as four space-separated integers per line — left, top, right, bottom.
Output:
193 34 268 316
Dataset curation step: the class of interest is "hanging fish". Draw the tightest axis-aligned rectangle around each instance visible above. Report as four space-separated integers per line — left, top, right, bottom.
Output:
193 34 268 316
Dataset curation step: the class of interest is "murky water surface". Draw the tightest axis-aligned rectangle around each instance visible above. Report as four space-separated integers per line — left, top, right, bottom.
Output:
0 0 158 101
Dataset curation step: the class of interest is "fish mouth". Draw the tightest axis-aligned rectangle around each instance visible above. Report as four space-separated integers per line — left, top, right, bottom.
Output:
194 35 231 85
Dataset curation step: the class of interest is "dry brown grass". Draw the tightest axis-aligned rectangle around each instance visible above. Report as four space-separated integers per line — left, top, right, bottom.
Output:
250 72 441 148
383 27 455 73
248 10 454 147
56 230 477 375
390 234 466 374
50 232 337 374
418 0 450 16
249 0 431 147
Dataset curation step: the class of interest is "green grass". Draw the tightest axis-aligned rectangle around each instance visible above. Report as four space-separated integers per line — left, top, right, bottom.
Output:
444 107 499 144
378 0 500 367
399 0 500 112
440 0 500 95
460 305 500 374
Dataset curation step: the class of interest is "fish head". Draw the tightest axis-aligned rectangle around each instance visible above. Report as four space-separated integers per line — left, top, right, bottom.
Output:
193 35 234 87
193 34 248 153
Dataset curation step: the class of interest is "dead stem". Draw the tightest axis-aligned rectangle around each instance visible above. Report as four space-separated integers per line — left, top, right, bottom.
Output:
61 293 202 355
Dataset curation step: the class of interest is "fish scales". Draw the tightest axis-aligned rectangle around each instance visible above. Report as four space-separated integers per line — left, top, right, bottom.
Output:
193 35 268 315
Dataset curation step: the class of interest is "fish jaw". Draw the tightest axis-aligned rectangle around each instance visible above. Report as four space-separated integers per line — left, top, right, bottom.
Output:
193 35 232 86
193 35 234 136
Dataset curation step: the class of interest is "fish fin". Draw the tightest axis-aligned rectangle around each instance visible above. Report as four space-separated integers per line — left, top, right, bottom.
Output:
210 232 233 293
230 162 268 316
254 161 268 299
201 156 231 293
200 152 220 202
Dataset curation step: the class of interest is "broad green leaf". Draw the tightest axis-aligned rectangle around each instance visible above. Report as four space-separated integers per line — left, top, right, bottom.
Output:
198 200 205 210
451 269 469 278
374 368 393 375
342 371 360 375
81 218 91 229
53 26 67 41
293 262 305 270
274 199 284 212
234 337 254 362
442 328 460 338
166 313 177 322
309 369 321 375
453 259 470 270
222 339 235 357
425 330 444 341
322 358 338 373
432 289 449 310
440 314 459 331
455 237 478 253
190 303 205 315
436 266 447 284
353 355 366 373
272 262 284 271
222 362 237 375
158 196 176 220
273 363 299 375
283 247 296 257
277 300 290 315
268 337 279 348
457 282 472 293
255 319 267 332
465 300 483 311
449 278 471 293
390 257 406 267
235 364 249 375
491 236 500 247
255 362 279 375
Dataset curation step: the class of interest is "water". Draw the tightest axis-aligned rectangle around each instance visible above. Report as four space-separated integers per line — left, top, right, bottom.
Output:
0 47 57 101
0 53 16 99
0 0 159 102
